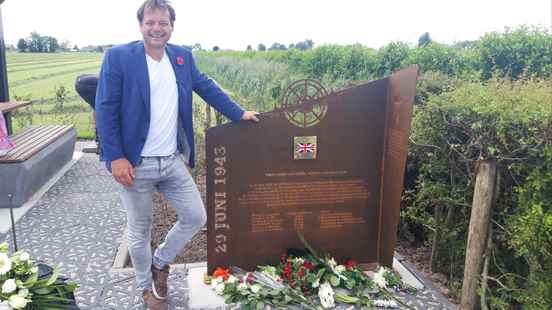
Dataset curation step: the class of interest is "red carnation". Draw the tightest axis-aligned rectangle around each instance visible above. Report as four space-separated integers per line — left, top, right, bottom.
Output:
246 272 254 284
283 262 293 281
212 267 230 280
302 261 314 270
345 259 358 271
297 267 305 279
176 56 184 65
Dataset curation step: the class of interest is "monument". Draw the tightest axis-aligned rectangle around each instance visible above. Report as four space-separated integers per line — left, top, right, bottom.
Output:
206 65 418 272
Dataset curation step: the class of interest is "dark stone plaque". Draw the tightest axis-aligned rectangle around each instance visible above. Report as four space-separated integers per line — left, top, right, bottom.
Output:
206 66 418 272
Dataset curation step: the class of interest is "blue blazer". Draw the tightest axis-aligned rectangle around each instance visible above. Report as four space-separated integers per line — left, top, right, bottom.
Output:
95 41 244 169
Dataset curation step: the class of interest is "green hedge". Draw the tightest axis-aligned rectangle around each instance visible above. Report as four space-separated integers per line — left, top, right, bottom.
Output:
407 77 552 308
200 26 551 83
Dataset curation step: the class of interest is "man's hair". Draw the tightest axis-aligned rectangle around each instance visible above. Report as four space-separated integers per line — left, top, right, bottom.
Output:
137 0 176 26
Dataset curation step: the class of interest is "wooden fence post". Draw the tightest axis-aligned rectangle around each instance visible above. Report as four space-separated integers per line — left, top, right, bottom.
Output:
205 104 212 131
215 111 223 126
460 160 498 310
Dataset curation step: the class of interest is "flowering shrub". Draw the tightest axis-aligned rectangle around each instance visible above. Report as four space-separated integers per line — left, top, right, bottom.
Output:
0 242 78 309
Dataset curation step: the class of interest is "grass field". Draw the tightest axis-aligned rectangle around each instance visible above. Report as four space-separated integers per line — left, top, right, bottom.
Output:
5 52 216 139
6 52 102 138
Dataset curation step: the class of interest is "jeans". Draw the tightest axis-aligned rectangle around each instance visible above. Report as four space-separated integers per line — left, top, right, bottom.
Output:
118 153 206 290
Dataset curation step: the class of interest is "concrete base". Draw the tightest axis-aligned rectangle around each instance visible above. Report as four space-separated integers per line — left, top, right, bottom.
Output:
393 257 425 290
187 258 425 309
0 127 77 208
112 227 129 269
187 262 227 310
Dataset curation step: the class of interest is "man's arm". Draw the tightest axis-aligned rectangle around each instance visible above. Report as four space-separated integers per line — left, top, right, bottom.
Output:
95 49 135 186
96 49 124 161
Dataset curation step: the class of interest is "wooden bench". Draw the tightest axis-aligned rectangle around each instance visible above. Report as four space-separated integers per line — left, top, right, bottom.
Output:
0 102 76 209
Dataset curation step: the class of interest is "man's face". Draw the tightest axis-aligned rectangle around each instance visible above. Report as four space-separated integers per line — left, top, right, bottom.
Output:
140 7 173 50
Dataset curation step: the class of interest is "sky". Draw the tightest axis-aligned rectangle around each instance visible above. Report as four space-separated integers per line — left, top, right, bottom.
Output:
2 0 551 50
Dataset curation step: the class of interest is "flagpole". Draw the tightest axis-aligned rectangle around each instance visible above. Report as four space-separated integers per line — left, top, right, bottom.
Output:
0 1 17 252
0 5 8 101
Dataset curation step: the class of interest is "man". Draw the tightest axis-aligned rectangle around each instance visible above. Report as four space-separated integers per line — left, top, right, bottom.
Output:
95 1 259 309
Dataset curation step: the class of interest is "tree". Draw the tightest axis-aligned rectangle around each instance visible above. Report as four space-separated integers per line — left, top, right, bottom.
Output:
17 38 27 52
418 32 432 47
269 42 287 51
54 85 69 110
45 36 58 53
246 45 252 51
73 45 79 52
257 43 266 51
375 41 411 77
25 32 59 53
295 39 314 50
192 43 202 51
27 31 44 52
59 39 71 52
212 46 220 52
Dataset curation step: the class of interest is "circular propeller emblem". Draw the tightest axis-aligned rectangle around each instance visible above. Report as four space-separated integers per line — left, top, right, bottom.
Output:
281 79 328 128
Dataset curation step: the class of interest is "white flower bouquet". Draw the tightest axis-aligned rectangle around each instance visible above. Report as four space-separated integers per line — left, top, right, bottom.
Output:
0 242 78 309
205 234 418 309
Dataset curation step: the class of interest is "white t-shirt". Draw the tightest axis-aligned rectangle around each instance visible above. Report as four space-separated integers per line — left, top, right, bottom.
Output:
141 52 178 157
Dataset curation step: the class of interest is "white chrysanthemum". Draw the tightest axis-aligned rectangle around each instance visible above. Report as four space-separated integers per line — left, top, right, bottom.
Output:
0 253 12 275
250 284 261 294
1 279 16 294
210 276 223 289
18 252 29 262
293 257 305 265
8 294 28 309
227 275 238 284
374 299 398 308
373 267 388 288
237 282 248 295
262 266 277 277
215 283 225 295
318 282 335 309
17 289 29 298
312 278 320 288
335 265 346 274
327 258 337 268
0 300 12 310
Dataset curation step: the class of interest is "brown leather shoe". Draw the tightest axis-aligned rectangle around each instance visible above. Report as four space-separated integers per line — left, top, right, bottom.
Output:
143 290 167 310
151 264 170 300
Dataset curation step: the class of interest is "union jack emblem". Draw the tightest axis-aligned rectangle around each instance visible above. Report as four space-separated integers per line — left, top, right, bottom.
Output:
295 143 315 153
294 136 317 160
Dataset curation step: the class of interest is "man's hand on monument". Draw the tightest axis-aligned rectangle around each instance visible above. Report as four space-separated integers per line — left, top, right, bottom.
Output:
111 158 135 187
242 111 260 122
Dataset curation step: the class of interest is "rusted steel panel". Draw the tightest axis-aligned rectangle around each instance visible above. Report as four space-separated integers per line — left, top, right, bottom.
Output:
207 66 418 272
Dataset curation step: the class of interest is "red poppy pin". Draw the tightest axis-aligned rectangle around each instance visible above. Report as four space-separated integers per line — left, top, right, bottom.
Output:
176 56 184 65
